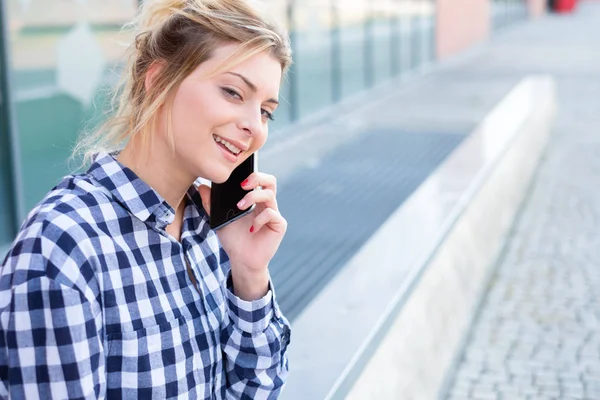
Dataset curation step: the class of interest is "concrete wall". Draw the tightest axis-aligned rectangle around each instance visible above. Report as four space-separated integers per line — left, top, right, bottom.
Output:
436 0 491 60
436 0 547 60
344 76 557 400
528 0 548 17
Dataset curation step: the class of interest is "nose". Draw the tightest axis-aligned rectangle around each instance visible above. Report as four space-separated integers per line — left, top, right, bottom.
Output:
237 105 263 137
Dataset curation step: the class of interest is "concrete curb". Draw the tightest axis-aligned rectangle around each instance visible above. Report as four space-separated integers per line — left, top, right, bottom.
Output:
339 76 557 399
281 75 556 400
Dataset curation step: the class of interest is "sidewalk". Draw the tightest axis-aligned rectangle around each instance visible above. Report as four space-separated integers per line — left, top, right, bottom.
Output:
267 26 525 322
263 2 600 397
442 3 600 399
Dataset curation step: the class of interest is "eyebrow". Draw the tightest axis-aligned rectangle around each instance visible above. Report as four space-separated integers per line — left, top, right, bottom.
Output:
225 72 279 105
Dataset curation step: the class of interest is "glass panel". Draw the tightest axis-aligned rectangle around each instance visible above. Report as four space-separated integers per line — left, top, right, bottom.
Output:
389 1 401 76
398 0 413 74
1 3 16 248
337 0 367 98
268 0 290 32
6 0 137 212
269 72 293 137
372 0 393 84
507 0 514 22
410 4 422 70
491 0 500 30
0 107 15 248
518 0 528 21
492 0 528 30
266 0 293 133
422 0 436 64
292 0 333 120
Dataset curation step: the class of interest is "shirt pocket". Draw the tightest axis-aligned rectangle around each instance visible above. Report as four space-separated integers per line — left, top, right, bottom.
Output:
106 315 212 399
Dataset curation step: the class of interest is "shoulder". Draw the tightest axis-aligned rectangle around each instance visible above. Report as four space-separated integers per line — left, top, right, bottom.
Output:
2 173 116 296
19 172 115 243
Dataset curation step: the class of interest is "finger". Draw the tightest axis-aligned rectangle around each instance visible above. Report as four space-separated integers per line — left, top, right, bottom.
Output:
241 172 277 195
198 184 211 217
251 208 287 234
237 188 278 212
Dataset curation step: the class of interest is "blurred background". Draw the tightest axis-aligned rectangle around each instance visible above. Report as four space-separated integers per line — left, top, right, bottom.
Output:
0 0 529 254
4 0 600 399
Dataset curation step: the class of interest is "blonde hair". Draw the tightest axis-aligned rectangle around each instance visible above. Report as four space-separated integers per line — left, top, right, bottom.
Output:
73 0 292 166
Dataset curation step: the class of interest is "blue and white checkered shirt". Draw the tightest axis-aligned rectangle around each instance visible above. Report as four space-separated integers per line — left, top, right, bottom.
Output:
0 152 290 399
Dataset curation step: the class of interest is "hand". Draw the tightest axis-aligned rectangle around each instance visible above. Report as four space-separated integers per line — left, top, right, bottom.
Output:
198 172 287 274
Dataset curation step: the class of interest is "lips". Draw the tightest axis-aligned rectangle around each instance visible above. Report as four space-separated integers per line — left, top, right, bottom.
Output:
212 134 249 155
214 137 240 163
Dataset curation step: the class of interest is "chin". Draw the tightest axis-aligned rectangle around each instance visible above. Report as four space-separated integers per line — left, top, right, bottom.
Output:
191 149 239 184
211 176 229 184
199 166 233 184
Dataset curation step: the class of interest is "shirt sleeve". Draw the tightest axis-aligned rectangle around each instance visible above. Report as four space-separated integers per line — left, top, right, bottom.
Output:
220 271 291 399
0 276 105 399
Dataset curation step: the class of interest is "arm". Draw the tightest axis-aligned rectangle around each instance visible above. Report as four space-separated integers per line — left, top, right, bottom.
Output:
199 171 291 398
0 276 105 399
221 269 291 400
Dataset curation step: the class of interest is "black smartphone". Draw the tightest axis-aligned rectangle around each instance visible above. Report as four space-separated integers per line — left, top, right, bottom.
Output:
209 153 257 230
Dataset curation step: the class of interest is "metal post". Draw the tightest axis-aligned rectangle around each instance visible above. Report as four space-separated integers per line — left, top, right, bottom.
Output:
287 0 298 121
420 0 427 64
431 0 437 62
411 0 421 69
364 0 374 88
331 0 341 102
391 0 400 76
0 0 25 233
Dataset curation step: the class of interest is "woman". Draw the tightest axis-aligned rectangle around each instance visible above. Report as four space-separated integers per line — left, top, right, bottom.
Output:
0 0 292 398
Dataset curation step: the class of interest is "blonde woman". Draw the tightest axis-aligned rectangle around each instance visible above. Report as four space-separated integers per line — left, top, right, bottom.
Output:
0 0 292 398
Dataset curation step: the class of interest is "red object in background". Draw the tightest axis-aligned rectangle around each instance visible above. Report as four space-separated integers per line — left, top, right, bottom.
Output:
554 0 577 13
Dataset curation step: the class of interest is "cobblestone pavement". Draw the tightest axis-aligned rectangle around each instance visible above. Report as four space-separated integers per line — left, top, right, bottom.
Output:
444 4 600 400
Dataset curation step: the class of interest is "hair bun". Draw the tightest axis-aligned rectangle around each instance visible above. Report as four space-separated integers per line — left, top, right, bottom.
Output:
136 0 188 32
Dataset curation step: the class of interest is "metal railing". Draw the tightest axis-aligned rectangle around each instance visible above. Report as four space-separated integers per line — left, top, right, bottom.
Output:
492 0 529 31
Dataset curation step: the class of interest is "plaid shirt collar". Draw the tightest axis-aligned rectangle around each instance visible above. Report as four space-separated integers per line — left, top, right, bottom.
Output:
87 152 203 229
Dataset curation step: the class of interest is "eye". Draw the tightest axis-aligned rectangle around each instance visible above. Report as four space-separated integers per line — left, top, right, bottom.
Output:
222 87 242 100
261 109 275 121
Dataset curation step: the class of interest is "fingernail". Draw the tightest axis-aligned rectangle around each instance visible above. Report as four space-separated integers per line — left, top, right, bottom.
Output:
241 179 249 187
237 199 246 209
250 226 254 233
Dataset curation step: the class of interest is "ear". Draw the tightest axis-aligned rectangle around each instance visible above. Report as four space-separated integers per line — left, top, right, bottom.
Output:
145 61 165 93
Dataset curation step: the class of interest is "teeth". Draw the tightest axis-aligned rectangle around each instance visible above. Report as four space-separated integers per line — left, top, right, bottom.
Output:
213 134 241 155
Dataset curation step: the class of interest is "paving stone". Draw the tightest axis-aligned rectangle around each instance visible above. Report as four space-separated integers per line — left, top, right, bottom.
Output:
495 386 521 397
560 382 585 394
470 389 498 400
449 386 471 398
534 376 559 387
584 384 600 398
442 3 600 398
539 386 561 397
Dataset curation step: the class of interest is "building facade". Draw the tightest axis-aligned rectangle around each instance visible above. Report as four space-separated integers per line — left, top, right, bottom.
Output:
0 0 539 254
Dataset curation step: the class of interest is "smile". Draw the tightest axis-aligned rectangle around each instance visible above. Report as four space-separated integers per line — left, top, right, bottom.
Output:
213 134 242 156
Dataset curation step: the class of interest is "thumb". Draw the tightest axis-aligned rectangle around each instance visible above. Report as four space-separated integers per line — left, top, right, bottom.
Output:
198 184 211 217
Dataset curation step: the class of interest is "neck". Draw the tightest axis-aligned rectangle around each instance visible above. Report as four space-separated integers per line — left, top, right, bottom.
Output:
117 136 193 212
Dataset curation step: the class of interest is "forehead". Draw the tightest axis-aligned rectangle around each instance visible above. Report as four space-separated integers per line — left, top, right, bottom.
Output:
205 43 282 95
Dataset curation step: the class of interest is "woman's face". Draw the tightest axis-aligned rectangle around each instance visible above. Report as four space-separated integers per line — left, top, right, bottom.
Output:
161 43 282 184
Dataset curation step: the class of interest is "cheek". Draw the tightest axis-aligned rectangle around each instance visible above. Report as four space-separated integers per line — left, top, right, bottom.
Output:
172 86 197 123
170 83 226 141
